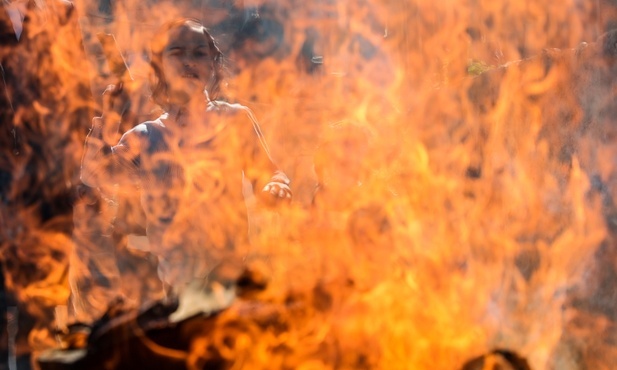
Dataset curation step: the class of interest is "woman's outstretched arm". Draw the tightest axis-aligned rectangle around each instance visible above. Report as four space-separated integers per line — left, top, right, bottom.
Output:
81 119 144 191
230 103 292 204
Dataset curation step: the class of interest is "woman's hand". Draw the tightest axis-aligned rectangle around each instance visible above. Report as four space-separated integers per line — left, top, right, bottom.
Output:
262 181 292 201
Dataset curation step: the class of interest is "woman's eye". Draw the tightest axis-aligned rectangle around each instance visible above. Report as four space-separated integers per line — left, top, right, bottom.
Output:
168 49 183 57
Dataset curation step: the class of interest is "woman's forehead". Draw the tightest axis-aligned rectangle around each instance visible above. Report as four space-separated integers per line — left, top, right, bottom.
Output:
165 25 209 49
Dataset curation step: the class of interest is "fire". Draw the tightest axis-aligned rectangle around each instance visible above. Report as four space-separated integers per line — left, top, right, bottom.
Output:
2 0 617 369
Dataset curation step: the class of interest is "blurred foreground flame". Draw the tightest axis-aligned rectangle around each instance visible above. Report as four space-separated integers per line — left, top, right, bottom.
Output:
3 0 617 369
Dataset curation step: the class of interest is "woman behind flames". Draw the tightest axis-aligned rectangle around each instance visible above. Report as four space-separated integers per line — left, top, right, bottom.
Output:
72 18 291 321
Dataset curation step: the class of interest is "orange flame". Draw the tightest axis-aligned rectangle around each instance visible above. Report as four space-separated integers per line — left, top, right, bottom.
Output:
2 0 617 369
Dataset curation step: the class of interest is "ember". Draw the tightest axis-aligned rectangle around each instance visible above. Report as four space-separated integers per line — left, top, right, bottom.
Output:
2 0 617 369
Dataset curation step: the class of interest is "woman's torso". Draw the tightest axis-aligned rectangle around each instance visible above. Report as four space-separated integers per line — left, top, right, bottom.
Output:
134 107 252 284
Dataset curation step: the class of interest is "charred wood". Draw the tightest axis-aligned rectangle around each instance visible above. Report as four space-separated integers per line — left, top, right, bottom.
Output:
461 349 532 370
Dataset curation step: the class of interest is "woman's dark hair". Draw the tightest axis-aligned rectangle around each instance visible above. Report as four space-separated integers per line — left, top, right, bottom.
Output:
149 18 224 108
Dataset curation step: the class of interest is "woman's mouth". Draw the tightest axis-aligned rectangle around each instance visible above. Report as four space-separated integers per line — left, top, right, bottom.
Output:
182 72 199 79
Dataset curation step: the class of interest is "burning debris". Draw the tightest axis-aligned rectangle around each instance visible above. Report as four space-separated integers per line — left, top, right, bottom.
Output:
37 267 359 370
461 349 531 370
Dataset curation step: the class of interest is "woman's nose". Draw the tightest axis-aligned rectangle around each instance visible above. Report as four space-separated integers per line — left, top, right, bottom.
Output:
179 53 193 66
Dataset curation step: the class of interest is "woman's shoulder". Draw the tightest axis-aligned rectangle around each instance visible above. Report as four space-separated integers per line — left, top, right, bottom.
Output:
207 100 250 116
120 118 166 145
127 117 165 134
207 101 259 134
118 118 170 154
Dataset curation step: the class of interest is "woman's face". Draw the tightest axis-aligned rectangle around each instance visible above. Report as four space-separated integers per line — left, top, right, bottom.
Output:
161 24 214 104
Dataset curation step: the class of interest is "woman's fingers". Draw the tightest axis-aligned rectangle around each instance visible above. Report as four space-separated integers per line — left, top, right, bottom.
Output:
262 182 292 199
